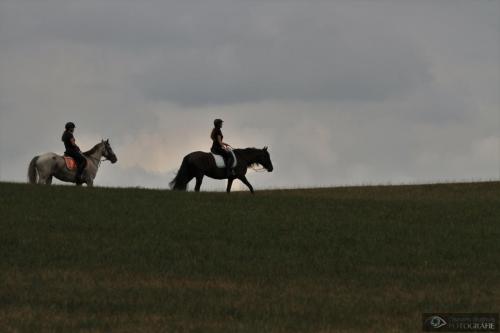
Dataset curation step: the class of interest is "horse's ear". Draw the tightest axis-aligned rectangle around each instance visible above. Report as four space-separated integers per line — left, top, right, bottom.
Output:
263 146 268 151
106 139 109 143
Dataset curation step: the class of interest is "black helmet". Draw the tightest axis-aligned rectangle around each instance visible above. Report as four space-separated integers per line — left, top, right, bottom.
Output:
214 119 223 127
65 122 76 130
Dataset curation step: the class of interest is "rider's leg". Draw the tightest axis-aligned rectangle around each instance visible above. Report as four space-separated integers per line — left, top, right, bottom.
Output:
212 147 233 177
70 152 87 182
222 150 234 177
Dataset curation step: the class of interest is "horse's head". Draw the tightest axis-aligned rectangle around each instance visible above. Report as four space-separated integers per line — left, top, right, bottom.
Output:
102 139 118 163
259 146 274 172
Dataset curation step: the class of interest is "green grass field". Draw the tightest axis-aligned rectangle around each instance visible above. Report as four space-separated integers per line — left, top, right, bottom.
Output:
0 181 499 332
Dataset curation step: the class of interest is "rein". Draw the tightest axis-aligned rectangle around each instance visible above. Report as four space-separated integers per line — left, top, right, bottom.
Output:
251 165 267 172
87 156 104 167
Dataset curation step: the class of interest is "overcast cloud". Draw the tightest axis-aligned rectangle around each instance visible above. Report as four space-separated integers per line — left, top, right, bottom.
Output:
0 0 498 190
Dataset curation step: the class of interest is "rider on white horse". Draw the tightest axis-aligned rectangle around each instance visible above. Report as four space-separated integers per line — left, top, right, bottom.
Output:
61 122 87 183
210 118 235 177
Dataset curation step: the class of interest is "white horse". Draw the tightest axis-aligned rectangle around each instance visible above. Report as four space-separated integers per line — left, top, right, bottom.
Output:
28 139 117 187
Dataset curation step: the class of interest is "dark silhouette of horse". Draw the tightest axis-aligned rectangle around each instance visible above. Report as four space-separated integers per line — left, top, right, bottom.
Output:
169 147 273 193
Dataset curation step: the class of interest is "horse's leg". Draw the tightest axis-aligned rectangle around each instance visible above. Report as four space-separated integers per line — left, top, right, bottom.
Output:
86 178 94 187
46 176 53 185
35 163 48 184
38 176 47 185
38 172 49 185
194 175 203 192
238 175 254 194
226 178 234 193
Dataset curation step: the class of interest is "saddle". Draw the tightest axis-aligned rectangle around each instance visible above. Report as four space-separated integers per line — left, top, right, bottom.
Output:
63 156 78 170
211 149 237 169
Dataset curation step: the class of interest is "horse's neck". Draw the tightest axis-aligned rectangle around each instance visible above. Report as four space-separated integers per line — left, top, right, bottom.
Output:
87 146 104 165
235 149 259 166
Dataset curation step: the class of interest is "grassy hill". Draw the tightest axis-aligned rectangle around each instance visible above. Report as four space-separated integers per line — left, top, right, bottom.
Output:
0 181 499 332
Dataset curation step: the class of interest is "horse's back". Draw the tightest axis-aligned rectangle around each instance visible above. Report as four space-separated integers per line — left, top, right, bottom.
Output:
35 152 64 168
37 152 60 162
184 151 218 170
186 151 211 161
187 151 209 156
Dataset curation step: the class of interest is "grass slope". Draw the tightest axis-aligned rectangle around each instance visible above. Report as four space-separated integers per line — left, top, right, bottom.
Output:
0 182 499 332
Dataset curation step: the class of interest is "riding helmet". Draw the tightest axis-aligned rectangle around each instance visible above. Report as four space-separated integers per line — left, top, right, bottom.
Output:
65 122 76 130
214 119 224 127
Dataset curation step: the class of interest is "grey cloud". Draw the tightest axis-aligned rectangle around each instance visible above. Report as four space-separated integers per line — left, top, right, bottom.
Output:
134 4 434 106
2 1 433 107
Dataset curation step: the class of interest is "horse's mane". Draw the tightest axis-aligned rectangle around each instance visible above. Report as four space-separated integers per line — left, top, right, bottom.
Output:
234 147 261 153
83 142 102 156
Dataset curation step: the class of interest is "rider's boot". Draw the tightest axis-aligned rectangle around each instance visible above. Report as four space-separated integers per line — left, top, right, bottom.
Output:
226 167 235 177
75 174 83 185
75 169 85 184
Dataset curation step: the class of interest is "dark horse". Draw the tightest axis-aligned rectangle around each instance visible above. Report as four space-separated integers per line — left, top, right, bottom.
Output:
169 147 274 193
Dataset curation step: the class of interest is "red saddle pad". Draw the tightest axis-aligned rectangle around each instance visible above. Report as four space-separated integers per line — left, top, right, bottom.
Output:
64 156 77 170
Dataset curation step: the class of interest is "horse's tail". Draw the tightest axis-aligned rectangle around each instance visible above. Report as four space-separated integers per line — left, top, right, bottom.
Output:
169 155 191 191
28 156 39 184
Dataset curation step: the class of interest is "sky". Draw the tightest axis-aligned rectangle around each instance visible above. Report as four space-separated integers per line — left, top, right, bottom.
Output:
0 0 499 190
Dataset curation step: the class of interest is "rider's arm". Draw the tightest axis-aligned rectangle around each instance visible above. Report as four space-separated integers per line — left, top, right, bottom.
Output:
70 137 81 151
218 137 229 147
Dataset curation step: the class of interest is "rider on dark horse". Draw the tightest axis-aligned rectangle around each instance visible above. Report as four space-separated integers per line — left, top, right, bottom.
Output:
210 118 235 177
61 122 87 183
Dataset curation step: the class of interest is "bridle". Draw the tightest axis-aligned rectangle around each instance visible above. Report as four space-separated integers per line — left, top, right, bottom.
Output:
251 150 270 173
87 155 108 168
87 144 112 167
